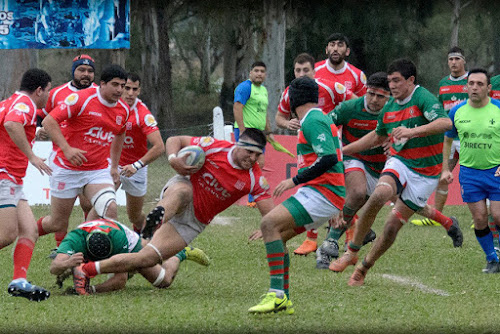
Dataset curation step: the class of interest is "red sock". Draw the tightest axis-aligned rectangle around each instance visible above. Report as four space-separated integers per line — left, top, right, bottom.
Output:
55 231 67 247
133 225 142 234
12 238 34 280
82 262 98 278
84 211 89 221
306 229 318 239
427 208 452 230
37 217 48 236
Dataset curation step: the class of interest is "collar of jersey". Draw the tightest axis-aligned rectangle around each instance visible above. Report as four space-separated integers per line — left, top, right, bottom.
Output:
300 107 322 126
97 87 118 108
396 85 420 105
448 72 468 81
326 60 348 74
227 146 241 169
363 96 382 115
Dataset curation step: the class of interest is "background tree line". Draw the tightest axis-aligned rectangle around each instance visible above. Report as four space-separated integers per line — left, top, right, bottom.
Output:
0 0 498 138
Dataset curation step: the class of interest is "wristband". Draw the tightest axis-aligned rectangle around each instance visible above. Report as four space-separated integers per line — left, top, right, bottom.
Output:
168 153 176 163
132 160 145 171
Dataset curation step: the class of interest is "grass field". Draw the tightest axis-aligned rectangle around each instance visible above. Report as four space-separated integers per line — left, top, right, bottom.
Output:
0 160 497 333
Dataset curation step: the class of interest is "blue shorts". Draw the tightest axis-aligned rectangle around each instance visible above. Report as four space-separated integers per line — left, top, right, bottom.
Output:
233 128 266 153
459 165 500 203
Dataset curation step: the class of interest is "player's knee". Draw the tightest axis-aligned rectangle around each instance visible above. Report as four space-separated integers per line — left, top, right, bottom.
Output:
383 221 400 241
0 231 17 248
347 189 367 207
260 216 277 236
91 187 117 218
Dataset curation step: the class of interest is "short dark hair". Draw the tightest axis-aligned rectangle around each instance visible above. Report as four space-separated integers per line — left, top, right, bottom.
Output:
387 58 417 83
127 72 141 84
19 68 52 93
448 46 465 56
468 68 490 85
326 33 350 48
239 128 267 148
367 72 389 91
294 53 315 68
100 64 127 83
251 61 266 70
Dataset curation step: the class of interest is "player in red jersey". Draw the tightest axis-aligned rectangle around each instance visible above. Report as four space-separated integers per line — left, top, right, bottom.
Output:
38 65 130 243
0 69 52 301
276 52 352 131
71 129 275 292
118 73 164 233
314 33 367 96
37 54 98 246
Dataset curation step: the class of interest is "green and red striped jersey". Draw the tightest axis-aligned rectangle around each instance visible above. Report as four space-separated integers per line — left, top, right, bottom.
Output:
438 73 468 112
297 108 345 209
329 96 386 177
375 86 448 178
491 75 500 99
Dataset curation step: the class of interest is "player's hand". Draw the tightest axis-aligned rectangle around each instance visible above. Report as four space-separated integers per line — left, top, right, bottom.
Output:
331 212 348 229
440 170 453 184
170 156 199 176
29 155 52 176
63 147 88 166
248 229 263 242
110 167 120 186
287 118 301 131
382 138 392 157
273 178 295 198
120 164 137 177
66 252 85 268
36 127 49 141
391 126 412 141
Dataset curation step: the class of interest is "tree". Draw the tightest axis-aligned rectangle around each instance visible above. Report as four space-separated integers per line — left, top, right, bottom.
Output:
448 0 472 47
0 50 38 100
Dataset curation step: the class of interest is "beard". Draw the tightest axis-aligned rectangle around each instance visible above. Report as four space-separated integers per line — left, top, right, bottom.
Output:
329 53 345 66
73 77 92 89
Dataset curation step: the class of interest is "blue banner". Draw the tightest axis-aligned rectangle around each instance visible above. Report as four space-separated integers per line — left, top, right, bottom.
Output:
0 0 129 49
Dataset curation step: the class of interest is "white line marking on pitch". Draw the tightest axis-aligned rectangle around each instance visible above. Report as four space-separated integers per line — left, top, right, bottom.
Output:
211 216 240 226
380 274 450 296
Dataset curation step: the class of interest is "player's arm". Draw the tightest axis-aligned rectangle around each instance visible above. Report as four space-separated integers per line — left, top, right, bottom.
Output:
4 121 52 175
165 135 199 176
440 135 454 184
233 102 246 133
392 117 452 140
50 253 85 275
343 130 386 156
275 112 300 131
110 132 126 185
121 130 165 177
42 114 87 166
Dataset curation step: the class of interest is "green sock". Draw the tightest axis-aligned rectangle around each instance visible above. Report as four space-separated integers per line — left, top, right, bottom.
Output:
175 248 187 262
283 252 290 299
265 240 285 293
327 227 345 241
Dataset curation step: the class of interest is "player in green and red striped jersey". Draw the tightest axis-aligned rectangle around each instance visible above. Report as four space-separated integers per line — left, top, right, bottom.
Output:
411 46 468 227
490 75 500 99
330 59 462 286
249 76 345 314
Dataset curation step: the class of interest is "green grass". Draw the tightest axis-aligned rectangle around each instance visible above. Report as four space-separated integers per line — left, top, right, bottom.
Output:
0 202 497 333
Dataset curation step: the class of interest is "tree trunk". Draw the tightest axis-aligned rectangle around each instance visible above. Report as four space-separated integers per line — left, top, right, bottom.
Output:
0 50 38 100
259 0 287 131
449 0 460 47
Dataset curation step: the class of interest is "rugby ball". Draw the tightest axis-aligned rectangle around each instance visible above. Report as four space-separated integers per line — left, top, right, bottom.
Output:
177 145 205 169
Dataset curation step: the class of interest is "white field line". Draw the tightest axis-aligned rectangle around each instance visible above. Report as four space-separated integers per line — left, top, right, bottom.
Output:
380 274 450 296
211 216 241 226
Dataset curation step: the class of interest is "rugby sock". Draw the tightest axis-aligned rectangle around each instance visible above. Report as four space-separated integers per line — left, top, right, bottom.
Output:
426 208 452 230
55 231 67 247
175 249 187 261
37 217 49 236
12 238 34 280
265 240 285 293
327 227 345 241
133 225 142 235
487 216 500 250
306 229 318 240
82 262 98 278
347 241 362 253
475 227 499 262
283 252 290 299
343 205 357 226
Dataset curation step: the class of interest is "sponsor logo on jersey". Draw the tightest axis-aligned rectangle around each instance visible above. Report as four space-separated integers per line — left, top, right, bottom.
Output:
124 136 134 145
116 116 123 125
259 176 269 190
13 103 29 114
126 122 132 130
10 187 15 195
318 97 325 107
424 109 438 121
85 127 115 143
199 136 215 147
89 111 102 117
64 93 79 106
58 182 66 190
312 144 324 154
360 72 367 85
200 173 231 199
317 133 326 142
234 179 246 190
334 82 347 94
144 114 157 127
344 81 353 90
